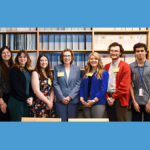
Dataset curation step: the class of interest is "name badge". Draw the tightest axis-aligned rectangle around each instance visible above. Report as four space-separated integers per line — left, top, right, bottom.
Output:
139 88 143 96
48 78 52 85
57 72 64 77
113 67 119 73
86 73 93 77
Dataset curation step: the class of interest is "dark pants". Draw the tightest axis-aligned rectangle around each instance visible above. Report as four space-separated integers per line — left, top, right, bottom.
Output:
0 94 10 121
8 96 31 121
55 102 78 121
107 99 127 121
131 105 150 121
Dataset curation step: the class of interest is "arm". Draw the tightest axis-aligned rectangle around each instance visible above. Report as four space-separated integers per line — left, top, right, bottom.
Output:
130 82 140 112
53 66 65 101
95 71 109 102
31 71 51 108
112 64 131 99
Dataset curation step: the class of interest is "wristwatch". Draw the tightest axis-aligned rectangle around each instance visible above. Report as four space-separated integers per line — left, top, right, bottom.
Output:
91 99 96 103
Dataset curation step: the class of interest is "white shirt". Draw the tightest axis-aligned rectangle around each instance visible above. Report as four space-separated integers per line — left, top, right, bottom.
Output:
107 58 120 93
66 69 70 81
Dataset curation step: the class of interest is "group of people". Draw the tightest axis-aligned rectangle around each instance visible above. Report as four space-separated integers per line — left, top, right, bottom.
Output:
0 41 150 121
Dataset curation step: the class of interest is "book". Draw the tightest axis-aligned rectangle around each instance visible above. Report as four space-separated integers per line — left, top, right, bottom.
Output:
67 34 73 49
79 34 85 50
73 34 79 50
43 34 49 50
49 34 55 50
54 34 60 50
86 34 92 50
60 34 67 50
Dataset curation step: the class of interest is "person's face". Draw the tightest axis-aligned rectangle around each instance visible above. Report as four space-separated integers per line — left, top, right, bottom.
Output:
63 51 72 65
1 49 11 62
18 53 27 66
109 46 121 61
89 55 99 68
40 56 48 69
135 47 146 61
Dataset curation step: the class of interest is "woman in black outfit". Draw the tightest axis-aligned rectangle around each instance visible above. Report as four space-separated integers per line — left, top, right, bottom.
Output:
0 46 14 121
8 50 33 121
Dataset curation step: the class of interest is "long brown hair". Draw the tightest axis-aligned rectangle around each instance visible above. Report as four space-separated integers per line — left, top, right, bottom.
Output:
15 50 31 71
84 52 105 79
34 54 53 81
0 46 14 81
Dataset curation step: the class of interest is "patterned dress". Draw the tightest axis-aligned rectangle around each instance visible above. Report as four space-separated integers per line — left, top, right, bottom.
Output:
32 78 54 118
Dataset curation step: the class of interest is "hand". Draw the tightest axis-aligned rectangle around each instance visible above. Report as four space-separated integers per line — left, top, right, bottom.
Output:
107 97 115 106
87 100 94 107
65 96 71 102
62 98 69 105
27 97 33 106
145 102 150 114
133 101 140 112
0 103 7 114
46 101 53 110
80 100 89 107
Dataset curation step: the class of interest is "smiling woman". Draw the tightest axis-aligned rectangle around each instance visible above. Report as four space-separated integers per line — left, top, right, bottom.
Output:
0 46 14 121
8 50 34 121
53 49 81 121
31 54 55 118
80 52 109 118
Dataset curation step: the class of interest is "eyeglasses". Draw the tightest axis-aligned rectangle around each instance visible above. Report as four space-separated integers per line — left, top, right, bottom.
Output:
136 50 145 53
110 50 120 53
63 55 71 58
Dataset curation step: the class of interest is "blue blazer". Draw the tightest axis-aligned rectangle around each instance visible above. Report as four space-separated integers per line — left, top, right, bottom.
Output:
53 64 81 104
80 70 109 105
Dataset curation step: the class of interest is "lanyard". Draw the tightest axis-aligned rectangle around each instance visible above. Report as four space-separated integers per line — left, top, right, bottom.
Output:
136 61 146 86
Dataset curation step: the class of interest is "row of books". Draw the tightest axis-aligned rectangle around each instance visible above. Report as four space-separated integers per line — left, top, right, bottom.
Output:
94 34 147 50
0 28 147 32
39 28 92 31
0 34 37 50
0 28 37 32
94 28 147 31
38 52 136 69
39 33 92 50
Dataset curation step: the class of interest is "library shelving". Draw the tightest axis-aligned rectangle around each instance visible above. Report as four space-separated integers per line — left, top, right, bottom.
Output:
0 27 149 69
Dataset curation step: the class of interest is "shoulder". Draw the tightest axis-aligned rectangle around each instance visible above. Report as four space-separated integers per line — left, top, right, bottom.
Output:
32 71 38 76
103 70 109 76
54 64 63 70
146 60 150 66
129 61 136 69
119 61 130 69
10 66 20 73
71 64 80 70
104 63 111 69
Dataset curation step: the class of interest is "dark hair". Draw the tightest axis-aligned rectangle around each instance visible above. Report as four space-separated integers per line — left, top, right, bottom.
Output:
60 49 74 64
0 46 14 81
35 54 53 80
108 42 124 57
133 43 147 53
15 50 31 71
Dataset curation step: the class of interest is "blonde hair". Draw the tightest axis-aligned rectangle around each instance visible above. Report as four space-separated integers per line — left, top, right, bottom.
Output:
84 52 105 79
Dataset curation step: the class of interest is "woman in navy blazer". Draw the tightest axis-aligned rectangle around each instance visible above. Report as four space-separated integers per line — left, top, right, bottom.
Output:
53 49 81 121
80 52 109 118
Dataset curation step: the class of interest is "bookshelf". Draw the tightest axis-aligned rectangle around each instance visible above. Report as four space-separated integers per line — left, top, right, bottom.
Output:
0 27 149 69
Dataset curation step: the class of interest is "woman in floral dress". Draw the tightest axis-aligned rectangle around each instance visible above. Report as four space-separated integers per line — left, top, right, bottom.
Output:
31 54 55 117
